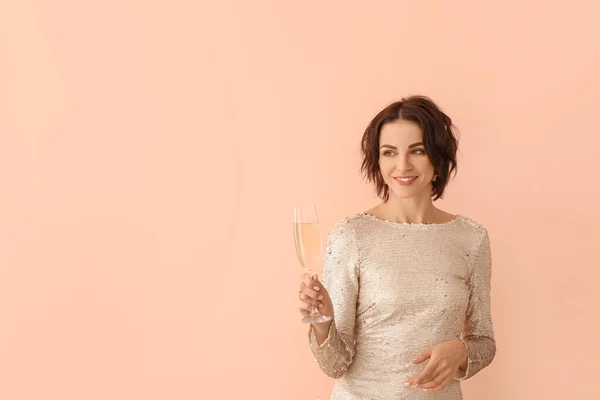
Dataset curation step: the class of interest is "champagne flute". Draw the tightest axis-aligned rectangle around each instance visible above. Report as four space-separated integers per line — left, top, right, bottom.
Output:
293 204 332 324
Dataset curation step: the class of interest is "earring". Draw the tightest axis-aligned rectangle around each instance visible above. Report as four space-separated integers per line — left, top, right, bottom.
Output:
432 174 438 183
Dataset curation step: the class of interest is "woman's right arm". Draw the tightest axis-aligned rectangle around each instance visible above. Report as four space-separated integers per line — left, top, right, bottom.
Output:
307 219 360 379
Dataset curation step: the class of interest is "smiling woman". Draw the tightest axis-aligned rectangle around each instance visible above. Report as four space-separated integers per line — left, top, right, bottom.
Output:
361 96 459 202
299 96 496 399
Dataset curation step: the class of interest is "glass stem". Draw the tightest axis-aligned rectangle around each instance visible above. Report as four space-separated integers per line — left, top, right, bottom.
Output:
307 270 319 316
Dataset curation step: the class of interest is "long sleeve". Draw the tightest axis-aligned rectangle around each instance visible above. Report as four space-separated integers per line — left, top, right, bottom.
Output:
307 219 360 379
454 229 497 380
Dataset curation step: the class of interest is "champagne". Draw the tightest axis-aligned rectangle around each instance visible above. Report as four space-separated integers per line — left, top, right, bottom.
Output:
293 204 331 324
294 222 321 272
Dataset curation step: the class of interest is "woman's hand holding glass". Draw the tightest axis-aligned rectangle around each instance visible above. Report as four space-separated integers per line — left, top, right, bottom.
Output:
298 274 333 324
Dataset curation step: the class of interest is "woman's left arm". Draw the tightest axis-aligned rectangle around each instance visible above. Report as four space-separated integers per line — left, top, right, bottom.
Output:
406 229 496 392
453 229 496 380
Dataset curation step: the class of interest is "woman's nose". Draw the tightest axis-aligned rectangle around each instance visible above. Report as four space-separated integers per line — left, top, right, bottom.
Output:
396 155 412 171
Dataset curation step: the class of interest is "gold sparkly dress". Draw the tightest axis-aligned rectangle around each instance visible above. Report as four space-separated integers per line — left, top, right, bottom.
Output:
308 212 496 399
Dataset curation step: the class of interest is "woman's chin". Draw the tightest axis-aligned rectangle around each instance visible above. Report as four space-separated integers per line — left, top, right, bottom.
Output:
389 186 430 200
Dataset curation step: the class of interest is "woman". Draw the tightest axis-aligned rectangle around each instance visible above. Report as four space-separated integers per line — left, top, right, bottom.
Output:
298 96 496 399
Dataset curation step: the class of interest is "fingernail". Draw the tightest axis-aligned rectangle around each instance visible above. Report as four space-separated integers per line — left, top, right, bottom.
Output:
404 382 410 386
318 304 324 308
312 274 318 280
318 295 324 300
314 286 320 291
423 389 429 392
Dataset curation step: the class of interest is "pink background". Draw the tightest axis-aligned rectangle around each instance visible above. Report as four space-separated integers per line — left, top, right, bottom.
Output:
1 1 599 399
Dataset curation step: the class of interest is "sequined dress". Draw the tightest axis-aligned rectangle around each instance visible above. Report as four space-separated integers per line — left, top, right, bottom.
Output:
307 212 496 399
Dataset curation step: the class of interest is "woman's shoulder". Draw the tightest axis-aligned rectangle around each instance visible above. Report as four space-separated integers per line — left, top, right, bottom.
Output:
322 214 369 242
328 213 364 232
456 214 487 230
454 214 491 247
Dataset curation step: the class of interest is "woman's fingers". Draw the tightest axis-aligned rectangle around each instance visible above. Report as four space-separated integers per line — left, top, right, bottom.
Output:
408 359 441 387
297 274 329 318
421 373 452 392
299 308 310 317
417 368 447 389
299 291 323 304
412 360 452 391
299 277 323 300
299 284 319 300
298 298 323 311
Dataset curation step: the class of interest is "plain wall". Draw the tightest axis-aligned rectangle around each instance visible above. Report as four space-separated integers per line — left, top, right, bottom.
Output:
1 1 599 399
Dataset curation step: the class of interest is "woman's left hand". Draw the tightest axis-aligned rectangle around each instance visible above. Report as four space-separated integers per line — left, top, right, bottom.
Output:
405 339 467 392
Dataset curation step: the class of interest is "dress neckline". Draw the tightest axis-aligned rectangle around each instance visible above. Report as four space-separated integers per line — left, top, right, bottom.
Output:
358 212 462 227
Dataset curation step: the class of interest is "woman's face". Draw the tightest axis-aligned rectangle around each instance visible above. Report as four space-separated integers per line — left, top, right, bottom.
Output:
378 119 436 200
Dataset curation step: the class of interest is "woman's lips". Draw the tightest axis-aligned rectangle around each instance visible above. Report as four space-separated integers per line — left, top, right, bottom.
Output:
394 176 417 185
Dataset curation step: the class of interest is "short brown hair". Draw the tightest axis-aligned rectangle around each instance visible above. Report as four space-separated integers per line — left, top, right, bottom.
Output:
360 95 459 201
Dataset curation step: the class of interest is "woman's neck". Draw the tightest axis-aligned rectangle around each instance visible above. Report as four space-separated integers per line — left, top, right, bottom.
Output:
374 200 442 225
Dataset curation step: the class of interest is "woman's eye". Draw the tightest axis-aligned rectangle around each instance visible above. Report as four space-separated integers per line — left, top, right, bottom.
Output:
382 149 425 156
